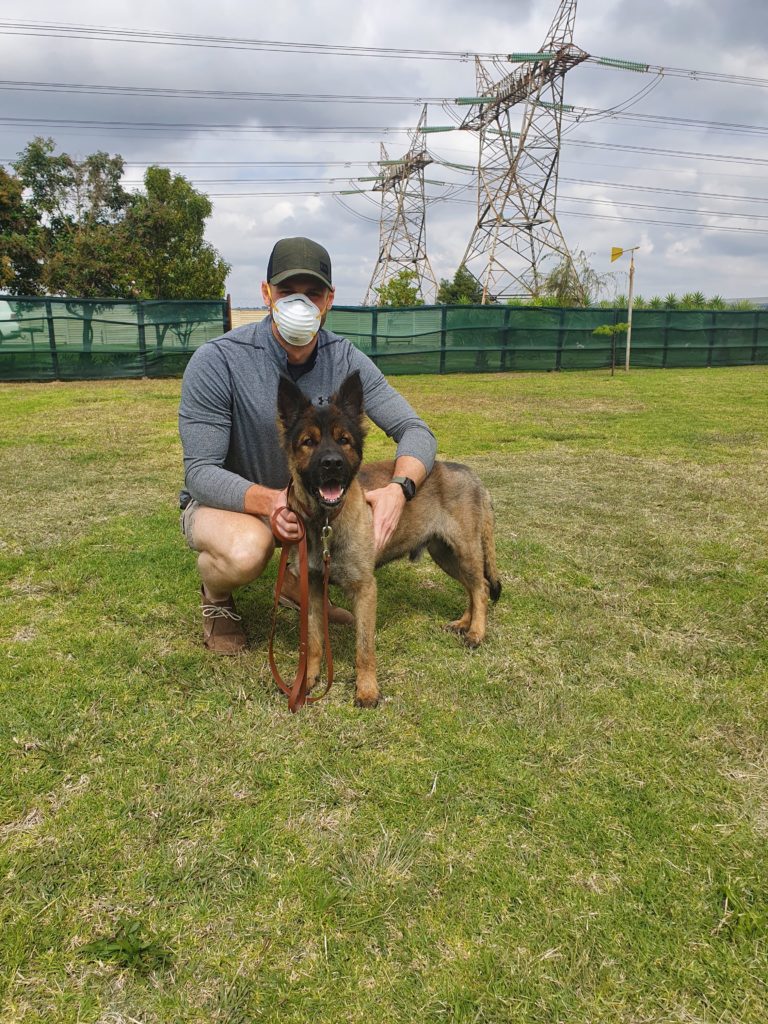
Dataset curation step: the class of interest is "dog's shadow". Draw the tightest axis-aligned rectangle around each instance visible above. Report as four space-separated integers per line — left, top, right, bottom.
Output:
240 558 465 655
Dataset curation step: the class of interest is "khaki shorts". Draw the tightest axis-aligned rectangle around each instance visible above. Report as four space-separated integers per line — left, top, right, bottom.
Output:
180 499 202 551
179 501 276 553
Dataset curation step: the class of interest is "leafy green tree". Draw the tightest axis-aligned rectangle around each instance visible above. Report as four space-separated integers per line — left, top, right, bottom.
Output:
8 140 228 301
125 166 229 299
11 137 132 296
45 224 136 298
436 264 484 304
13 137 129 232
0 166 43 294
373 268 423 307
593 322 630 338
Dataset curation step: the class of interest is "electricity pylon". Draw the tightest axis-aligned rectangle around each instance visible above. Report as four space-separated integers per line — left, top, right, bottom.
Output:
363 106 439 306
459 0 589 302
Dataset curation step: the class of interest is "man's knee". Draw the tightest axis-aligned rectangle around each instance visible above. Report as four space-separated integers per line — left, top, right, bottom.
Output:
225 533 273 580
194 510 275 587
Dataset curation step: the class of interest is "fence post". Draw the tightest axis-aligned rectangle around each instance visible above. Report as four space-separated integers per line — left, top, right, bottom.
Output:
44 298 61 381
439 305 447 374
662 309 671 368
370 307 378 367
137 301 148 377
555 306 565 371
706 310 716 368
225 293 232 333
750 310 760 365
501 305 511 371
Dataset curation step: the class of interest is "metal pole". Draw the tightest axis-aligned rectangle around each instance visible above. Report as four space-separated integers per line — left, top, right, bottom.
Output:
625 251 635 372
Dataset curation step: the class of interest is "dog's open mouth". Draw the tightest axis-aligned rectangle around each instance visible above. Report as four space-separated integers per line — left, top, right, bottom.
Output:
317 483 346 508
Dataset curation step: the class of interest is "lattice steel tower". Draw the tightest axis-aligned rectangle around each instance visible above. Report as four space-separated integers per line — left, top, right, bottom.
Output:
459 0 589 302
363 106 439 306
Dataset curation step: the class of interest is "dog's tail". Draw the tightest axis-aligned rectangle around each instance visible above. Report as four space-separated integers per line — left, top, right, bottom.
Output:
481 488 502 602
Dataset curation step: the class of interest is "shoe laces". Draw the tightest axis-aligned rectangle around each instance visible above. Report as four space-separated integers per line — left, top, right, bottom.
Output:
202 604 242 621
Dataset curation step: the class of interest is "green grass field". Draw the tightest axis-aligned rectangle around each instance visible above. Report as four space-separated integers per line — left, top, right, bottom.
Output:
1 367 767 1023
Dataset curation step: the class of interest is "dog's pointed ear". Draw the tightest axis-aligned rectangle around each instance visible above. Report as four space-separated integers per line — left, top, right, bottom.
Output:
277 376 311 433
334 371 364 421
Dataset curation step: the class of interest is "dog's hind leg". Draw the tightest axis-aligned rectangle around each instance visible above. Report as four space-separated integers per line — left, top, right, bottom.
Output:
427 538 489 647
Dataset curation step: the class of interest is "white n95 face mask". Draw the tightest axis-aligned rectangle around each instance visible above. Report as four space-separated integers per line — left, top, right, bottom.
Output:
271 292 322 347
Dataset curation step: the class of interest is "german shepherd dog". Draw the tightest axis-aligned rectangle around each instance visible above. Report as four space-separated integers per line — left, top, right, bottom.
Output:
276 371 501 707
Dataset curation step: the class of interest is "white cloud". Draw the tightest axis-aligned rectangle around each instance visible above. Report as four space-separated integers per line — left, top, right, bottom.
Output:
1 0 766 302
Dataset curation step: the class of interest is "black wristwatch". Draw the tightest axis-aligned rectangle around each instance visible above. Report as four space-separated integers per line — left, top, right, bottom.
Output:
391 475 416 501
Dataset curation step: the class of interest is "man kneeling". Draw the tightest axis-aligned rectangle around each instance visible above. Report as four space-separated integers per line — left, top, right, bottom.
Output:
178 236 436 653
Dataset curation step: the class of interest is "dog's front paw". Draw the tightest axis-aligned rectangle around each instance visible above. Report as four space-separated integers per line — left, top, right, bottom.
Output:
354 681 380 708
445 616 469 636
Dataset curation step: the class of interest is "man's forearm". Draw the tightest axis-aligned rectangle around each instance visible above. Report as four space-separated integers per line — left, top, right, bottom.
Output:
243 482 284 517
392 455 428 490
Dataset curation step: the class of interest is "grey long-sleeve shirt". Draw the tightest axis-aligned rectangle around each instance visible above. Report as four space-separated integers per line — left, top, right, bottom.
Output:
178 316 437 511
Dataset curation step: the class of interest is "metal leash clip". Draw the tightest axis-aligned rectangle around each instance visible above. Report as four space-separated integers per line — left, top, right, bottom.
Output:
321 521 333 560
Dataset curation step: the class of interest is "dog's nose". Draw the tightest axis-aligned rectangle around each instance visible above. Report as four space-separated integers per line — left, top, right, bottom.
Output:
320 452 344 473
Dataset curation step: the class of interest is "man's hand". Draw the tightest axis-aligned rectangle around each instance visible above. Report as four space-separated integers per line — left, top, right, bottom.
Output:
365 483 406 555
269 487 303 542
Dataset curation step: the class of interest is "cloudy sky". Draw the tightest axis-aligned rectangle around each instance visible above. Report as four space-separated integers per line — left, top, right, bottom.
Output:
1 0 767 305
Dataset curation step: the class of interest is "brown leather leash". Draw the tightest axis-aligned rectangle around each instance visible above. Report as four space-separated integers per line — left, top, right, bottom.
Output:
268 495 334 713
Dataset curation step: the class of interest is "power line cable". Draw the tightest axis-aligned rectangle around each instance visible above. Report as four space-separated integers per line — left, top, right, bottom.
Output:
560 209 768 234
0 18 498 61
0 115 411 136
560 176 768 205
0 78 451 105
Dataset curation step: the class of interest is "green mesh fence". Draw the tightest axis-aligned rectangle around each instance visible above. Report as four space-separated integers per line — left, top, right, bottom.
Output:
327 305 768 374
0 296 227 382
1 297 766 382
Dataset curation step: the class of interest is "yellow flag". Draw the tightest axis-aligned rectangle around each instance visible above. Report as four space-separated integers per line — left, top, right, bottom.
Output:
610 247 624 263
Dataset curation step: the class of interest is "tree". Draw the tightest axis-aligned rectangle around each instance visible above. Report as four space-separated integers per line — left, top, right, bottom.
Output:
8 140 229 301
373 268 423 308
436 265 484 305
11 137 133 297
0 166 43 294
13 137 129 231
538 249 613 306
44 223 136 298
125 166 229 299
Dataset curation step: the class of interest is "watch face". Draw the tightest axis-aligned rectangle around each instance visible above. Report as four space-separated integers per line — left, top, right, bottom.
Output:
393 476 416 500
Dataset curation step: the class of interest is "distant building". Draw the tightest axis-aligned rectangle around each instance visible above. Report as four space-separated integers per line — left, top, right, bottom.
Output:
231 307 268 328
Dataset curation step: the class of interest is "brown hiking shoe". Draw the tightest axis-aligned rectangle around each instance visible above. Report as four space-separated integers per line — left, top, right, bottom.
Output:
278 571 354 627
201 586 247 654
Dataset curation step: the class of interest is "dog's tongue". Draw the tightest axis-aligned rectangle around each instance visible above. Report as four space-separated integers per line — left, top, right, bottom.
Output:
319 484 344 503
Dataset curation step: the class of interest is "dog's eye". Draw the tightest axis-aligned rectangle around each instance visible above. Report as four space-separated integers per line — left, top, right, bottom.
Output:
338 435 350 446
301 436 317 448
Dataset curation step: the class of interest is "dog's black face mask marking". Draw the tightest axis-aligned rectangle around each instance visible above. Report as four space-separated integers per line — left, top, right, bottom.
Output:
277 372 366 511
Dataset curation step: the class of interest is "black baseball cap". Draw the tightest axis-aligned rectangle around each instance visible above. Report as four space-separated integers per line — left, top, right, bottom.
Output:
267 237 333 290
